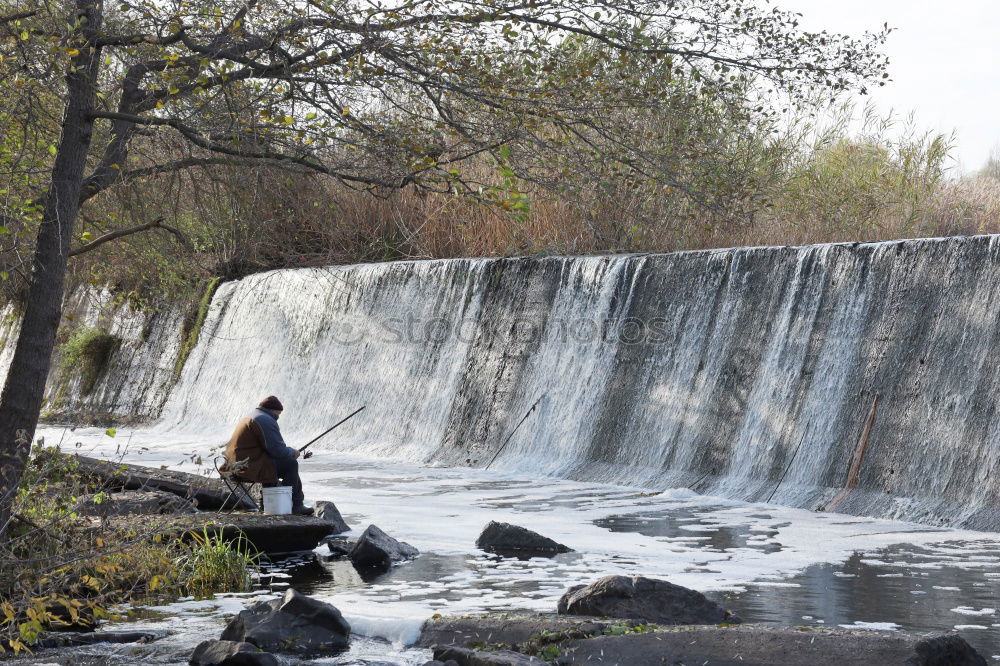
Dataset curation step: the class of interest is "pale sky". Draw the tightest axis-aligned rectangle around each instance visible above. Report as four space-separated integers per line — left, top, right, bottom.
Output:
775 0 1000 173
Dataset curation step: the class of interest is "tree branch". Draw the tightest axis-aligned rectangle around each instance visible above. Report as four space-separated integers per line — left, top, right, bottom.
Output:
122 155 313 180
0 10 36 26
68 217 188 257
90 110 408 188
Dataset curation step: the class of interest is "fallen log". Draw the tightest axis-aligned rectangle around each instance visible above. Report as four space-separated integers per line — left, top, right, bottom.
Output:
73 454 253 511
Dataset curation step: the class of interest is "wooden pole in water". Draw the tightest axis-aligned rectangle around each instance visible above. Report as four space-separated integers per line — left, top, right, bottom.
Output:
827 395 880 512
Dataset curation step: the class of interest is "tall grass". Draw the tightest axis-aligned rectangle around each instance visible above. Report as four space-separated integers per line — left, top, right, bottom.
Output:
176 527 257 598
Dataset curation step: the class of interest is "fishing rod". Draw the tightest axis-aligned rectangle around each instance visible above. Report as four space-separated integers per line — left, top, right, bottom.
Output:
485 394 545 470
298 406 366 453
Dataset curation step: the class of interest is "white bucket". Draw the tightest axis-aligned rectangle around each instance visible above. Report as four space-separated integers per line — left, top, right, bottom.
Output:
262 486 292 515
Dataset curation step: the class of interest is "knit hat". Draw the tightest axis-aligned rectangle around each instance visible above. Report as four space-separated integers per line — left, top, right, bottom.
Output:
259 395 284 411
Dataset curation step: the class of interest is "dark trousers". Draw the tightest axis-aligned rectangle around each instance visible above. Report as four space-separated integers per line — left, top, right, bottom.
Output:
271 456 304 508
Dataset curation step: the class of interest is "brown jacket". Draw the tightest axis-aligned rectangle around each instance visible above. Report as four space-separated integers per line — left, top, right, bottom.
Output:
221 418 277 483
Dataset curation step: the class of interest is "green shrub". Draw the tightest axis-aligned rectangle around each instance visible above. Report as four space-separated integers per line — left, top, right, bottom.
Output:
59 327 119 395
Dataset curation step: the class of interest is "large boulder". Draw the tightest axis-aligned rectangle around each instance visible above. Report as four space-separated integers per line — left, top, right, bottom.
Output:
434 646 546 666
314 501 350 534
907 634 988 666
557 575 739 625
475 522 571 557
220 588 351 654
349 525 419 574
189 639 284 665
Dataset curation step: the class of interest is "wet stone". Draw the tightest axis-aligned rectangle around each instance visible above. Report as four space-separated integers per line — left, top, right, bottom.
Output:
189 639 285 665
557 575 740 625
475 521 571 557
220 588 351 654
349 524 419 574
314 500 350 534
434 646 546 666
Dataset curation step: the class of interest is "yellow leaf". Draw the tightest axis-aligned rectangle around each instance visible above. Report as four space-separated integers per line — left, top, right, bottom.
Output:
20 30 28 40
66 48 80 56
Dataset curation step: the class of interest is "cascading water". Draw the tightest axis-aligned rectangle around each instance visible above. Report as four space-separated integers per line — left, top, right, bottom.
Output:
5 235 1000 529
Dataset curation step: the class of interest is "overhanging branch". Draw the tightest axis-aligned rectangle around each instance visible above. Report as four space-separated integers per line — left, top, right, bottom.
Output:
89 110 410 188
68 217 188 257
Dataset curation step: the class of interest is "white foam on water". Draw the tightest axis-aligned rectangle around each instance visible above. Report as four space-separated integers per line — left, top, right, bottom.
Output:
340 602 434 646
953 607 997 616
42 427 1000 652
839 622 902 631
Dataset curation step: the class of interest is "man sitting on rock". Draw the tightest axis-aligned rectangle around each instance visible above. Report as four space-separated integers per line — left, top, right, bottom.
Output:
223 395 313 515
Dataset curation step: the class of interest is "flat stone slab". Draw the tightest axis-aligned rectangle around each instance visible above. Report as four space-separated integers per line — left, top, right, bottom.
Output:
179 513 340 554
74 455 251 511
419 613 985 666
107 512 340 554
419 613 612 649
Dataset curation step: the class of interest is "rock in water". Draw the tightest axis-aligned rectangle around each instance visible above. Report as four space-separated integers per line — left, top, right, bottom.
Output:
220 588 351 654
314 501 350 534
348 524 419 573
475 521 571 556
189 639 284 665
907 634 988 666
321 536 355 559
557 575 739 625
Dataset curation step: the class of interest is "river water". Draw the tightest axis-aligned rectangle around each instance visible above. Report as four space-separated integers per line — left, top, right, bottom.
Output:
19 428 1000 664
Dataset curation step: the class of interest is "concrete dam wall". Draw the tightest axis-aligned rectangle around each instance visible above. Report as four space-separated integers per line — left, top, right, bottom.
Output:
4 235 1000 528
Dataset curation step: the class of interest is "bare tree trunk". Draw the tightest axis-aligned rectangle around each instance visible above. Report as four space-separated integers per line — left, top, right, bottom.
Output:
0 0 102 537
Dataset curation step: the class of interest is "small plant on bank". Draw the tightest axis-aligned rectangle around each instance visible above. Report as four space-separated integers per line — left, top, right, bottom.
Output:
59 327 119 395
176 527 258 598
